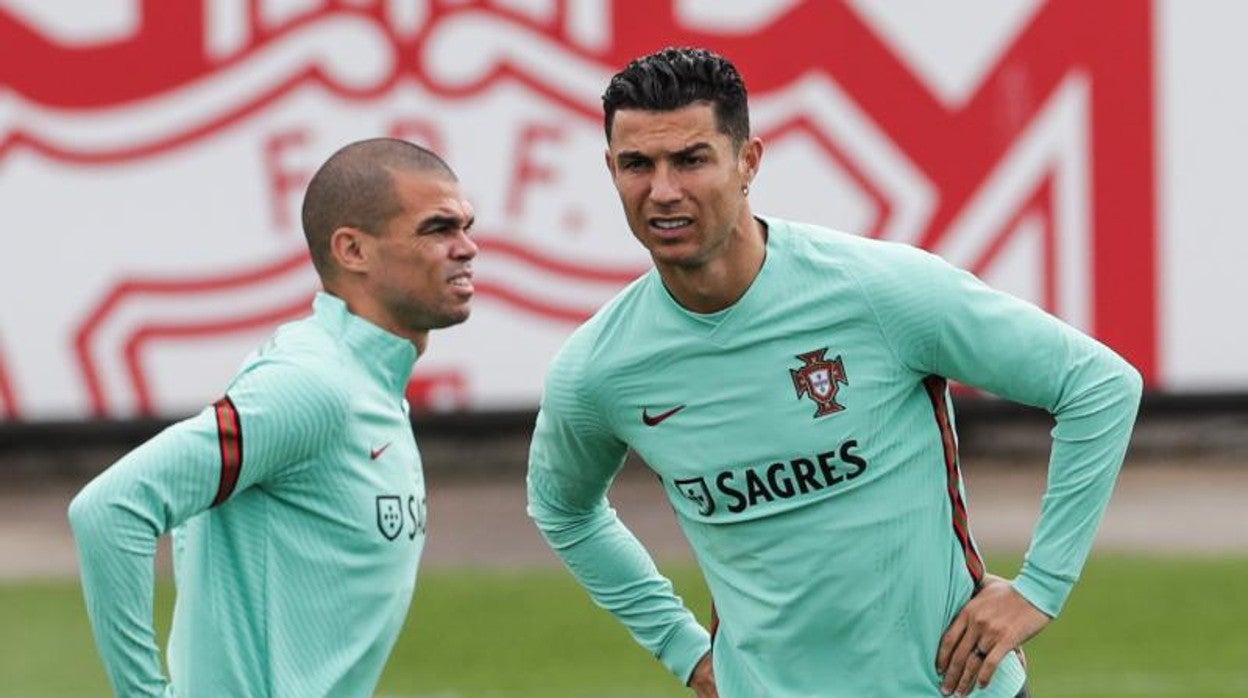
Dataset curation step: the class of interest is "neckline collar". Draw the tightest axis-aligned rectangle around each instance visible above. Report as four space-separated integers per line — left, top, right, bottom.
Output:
651 216 779 334
312 292 418 396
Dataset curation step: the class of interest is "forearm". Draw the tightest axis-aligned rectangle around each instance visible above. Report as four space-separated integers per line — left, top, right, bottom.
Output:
531 498 711 682
69 474 169 697
897 254 1145 616
1013 354 1143 616
67 415 223 696
528 349 712 683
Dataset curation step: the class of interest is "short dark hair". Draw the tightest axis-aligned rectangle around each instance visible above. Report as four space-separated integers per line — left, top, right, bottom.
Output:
602 46 750 145
301 138 456 278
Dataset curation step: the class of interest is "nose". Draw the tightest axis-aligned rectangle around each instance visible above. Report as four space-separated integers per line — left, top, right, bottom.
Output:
451 229 478 261
648 163 682 205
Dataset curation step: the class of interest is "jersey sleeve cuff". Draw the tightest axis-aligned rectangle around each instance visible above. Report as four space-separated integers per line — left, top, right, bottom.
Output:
1012 561 1075 618
658 621 713 685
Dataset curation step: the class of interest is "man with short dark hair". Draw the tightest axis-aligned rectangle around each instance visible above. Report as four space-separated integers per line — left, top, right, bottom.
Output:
527 47 1141 697
70 138 477 697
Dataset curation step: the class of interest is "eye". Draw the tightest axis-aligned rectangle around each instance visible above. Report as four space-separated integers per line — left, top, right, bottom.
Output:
677 153 707 167
619 158 649 172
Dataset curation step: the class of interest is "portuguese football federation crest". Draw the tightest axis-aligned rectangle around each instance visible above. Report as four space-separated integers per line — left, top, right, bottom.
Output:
790 348 848 418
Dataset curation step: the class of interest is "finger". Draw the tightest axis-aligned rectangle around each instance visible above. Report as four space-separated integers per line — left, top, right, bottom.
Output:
953 649 983 694
976 644 1011 690
937 612 969 673
954 642 988 697
940 630 981 696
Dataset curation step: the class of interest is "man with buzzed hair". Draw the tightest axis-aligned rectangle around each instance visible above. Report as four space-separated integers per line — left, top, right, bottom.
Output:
71 138 477 697
301 139 458 281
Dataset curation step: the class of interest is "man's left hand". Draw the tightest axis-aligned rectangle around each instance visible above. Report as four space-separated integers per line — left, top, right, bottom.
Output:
688 651 717 698
936 574 1050 697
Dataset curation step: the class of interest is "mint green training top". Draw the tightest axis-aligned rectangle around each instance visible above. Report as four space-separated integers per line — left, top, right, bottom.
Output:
528 217 1142 697
70 292 428 697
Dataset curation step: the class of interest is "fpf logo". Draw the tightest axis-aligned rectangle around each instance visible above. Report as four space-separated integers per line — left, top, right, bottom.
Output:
790 348 848 419
0 1 1156 419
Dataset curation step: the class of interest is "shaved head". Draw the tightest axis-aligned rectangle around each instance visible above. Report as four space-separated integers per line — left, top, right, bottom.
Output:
301 138 457 279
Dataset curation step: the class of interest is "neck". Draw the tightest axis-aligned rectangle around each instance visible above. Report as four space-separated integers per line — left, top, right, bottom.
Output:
408 331 429 356
324 284 427 355
658 215 766 314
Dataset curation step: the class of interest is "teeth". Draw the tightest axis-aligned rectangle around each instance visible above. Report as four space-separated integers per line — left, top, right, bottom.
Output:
449 277 472 287
652 218 691 230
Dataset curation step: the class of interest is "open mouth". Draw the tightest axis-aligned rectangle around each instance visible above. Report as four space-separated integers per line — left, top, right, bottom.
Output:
649 217 693 234
448 271 474 293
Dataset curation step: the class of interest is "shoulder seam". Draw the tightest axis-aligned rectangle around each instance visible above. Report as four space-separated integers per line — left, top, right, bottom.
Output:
838 243 911 372
569 327 617 440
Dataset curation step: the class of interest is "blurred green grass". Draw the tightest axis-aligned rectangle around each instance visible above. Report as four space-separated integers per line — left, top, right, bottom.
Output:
2 555 1245 697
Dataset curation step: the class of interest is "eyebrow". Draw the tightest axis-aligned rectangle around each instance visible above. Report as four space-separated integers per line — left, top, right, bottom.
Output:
417 214 473 233
674 143 713 158
616 142 714 161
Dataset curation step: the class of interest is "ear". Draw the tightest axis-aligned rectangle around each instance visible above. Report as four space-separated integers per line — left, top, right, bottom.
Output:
329 226 371 274
739 136 764 186
604 147 617 179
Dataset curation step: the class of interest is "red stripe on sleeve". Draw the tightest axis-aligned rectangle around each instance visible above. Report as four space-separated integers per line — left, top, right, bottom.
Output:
211 397 243 507
922 377 986 585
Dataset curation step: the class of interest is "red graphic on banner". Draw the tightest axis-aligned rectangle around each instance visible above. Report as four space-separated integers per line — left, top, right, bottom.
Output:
0 350 19 419
406 371 469 412
0 0 1157 416
74 251 313 416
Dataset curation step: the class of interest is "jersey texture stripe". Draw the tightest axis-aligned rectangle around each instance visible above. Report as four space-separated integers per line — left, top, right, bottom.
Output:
923 376 985 585
211 396 242 507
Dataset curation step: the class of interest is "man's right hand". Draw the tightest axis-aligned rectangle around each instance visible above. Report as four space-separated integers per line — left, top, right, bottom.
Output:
689 651 718 698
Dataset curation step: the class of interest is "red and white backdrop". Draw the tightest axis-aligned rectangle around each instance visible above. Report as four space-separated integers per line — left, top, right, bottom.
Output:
0 0 1239 420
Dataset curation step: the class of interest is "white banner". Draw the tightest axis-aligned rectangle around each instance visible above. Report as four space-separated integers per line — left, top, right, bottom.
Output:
0 0 1237 419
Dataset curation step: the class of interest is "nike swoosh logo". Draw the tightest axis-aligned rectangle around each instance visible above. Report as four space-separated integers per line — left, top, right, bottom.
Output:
370 443 392 460
642 405 686 426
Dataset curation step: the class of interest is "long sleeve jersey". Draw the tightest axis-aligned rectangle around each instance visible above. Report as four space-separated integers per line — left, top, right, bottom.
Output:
528 217 1142 697
70 292 428 697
